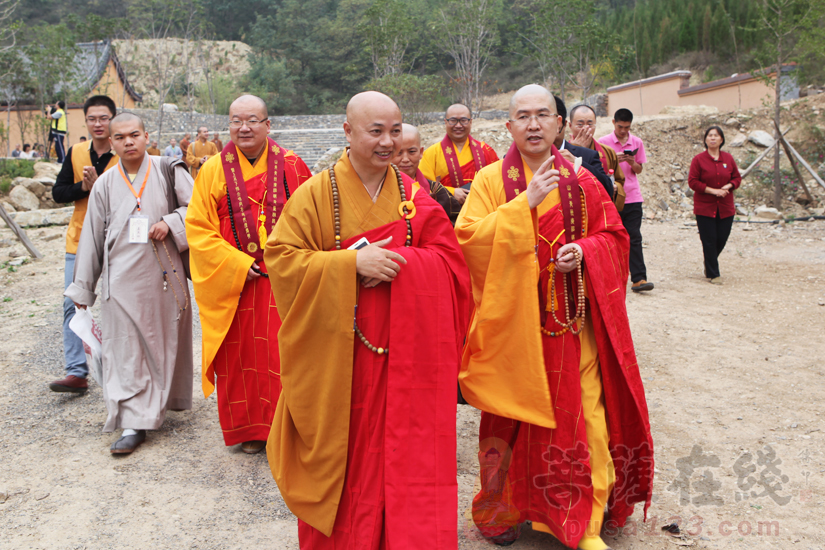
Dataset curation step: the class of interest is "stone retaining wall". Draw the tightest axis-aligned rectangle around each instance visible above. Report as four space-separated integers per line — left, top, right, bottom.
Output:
123 108 509 169
125 108 508 134
578 93 609 117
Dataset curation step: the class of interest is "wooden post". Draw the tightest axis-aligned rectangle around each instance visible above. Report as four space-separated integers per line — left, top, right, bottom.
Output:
740 127 791 179
0 203 44 260
772 121 815 203
782 138 825 193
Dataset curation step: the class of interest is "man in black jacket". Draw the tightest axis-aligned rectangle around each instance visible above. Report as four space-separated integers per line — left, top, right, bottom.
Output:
49 95 119 394
552 96 613 199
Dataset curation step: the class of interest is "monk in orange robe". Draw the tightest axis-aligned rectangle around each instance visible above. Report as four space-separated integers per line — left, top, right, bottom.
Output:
419 103 498 204
455 85 654 550
264 91 470 549
186 95 312 454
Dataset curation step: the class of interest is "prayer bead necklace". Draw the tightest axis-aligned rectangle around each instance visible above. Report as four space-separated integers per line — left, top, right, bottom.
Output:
542 194 587 337
329 161 412 356
151 240 189 320
544 247 585 336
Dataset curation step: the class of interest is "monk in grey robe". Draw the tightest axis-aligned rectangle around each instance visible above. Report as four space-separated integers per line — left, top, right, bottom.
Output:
65 112 194 454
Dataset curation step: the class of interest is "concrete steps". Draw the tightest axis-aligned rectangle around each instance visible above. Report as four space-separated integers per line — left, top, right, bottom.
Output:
269 129 346 169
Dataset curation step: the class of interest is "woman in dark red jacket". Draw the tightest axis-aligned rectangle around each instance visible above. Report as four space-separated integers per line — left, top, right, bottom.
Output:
688 126 741 284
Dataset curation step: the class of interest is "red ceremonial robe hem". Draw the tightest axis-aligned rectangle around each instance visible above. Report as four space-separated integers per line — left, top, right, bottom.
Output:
299 177 470 549
212 171 283 446
473 172 653 548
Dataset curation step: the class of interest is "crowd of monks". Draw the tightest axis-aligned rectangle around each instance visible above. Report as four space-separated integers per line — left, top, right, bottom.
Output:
53 86 653 550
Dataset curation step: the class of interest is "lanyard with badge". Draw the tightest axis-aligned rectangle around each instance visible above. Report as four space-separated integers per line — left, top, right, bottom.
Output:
118 162 151 244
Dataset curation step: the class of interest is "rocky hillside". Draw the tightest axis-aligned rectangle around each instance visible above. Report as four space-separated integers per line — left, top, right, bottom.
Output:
113 39 252 108
415 94 825 221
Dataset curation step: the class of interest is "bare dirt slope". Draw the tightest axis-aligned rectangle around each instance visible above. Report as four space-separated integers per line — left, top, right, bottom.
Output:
1 215 824 550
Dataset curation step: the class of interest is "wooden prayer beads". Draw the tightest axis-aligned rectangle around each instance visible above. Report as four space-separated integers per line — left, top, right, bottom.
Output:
151 240 189 320
330 162 411 355
543 193 587 337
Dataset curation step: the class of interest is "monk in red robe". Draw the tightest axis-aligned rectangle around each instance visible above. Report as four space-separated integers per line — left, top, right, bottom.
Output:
419 103 498 204
455 84 654 550
186 95 312 454
264 91 470 549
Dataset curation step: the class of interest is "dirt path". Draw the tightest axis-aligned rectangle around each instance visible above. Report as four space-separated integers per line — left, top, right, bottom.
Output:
1 216 823 550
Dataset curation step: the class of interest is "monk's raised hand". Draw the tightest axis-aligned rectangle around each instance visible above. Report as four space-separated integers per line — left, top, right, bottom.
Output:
356 236 408 287
148 221 170 241
453 187 469 204
527 155 560 209
556 243 582 274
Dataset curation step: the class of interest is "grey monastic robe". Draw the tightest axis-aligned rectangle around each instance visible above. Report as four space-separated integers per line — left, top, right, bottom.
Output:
66 154 194 432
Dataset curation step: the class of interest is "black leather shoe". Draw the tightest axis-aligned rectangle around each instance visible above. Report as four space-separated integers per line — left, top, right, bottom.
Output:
110 430 146 454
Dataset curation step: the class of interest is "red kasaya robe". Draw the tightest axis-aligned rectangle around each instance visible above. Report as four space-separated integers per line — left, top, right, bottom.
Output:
187 147 312 446
264 154 471 548
456 160 654 548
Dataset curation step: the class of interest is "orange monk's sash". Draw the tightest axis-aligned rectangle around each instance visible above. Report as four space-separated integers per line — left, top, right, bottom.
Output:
221 137 287 261
501 142 583 242
441 134 487 188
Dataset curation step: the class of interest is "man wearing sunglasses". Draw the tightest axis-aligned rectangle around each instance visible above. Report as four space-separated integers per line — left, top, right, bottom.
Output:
419 103 499 205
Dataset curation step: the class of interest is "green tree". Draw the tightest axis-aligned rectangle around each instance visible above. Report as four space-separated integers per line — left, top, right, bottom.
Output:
359 0 415 79
701 4 712 51
368 73 445 125
434 0 502 111
517 0 611 101
241 56 296 115
23 23 80 155
249 0 368 113
751 0 825 207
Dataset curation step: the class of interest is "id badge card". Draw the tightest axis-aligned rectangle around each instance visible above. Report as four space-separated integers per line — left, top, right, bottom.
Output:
128 215 149 244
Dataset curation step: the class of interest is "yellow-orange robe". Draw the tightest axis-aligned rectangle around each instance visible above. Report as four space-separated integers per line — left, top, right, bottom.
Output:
455 158 654 548
187 140 219 178
186 145 311 445
420 137 498 192
264 152 470 548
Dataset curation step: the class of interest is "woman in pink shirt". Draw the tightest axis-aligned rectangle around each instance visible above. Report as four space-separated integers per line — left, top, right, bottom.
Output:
688 126 741 284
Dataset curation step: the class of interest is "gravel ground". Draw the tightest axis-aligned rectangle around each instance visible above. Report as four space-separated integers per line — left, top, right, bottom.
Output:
1 214 824 550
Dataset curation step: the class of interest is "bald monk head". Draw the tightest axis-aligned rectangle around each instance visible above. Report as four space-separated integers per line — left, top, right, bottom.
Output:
109 112 148 171
444 103 472 143
393 123 423 179
344 91 402 178
229 95 271 158
506 84 560 161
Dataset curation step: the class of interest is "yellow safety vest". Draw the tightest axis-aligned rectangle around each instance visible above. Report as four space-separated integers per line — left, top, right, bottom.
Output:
66 143 119 254
51 108 68 133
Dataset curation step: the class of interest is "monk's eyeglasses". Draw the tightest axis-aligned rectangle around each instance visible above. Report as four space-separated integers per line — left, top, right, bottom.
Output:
229 119 263 129
445 117 471 126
